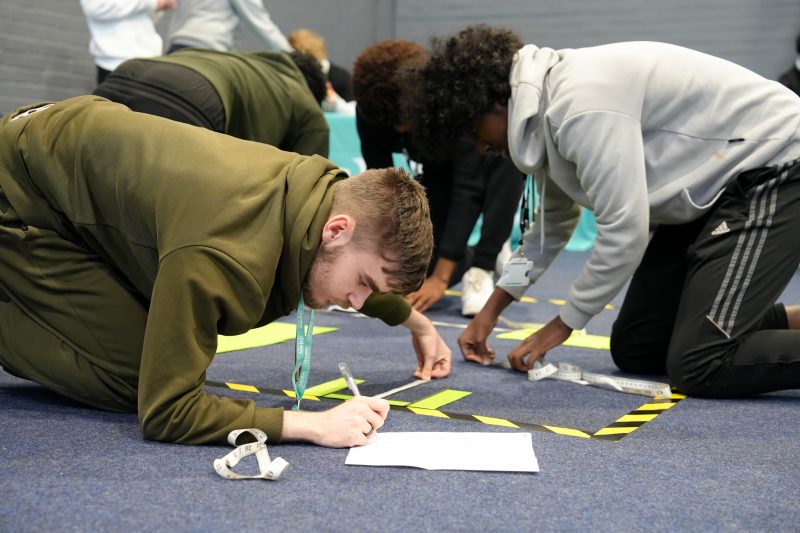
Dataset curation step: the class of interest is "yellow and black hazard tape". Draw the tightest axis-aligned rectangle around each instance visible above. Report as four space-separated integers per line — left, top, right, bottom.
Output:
206 379 684 442
590 392 685 441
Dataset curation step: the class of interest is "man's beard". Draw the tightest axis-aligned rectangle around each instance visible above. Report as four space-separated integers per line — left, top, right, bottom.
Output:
302 243 342 309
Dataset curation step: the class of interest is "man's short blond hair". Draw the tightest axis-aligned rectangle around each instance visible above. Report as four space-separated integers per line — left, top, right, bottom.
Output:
331 168 433 294
288 29 327 62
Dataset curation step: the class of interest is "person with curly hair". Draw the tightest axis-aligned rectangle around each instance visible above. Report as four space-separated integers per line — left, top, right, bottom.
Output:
778 31 800 97
352 39 524 317
417 24 800 398
94 49 329 157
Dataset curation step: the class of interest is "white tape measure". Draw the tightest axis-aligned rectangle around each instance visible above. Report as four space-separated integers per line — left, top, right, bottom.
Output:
503 360 672 398
214 429 289 480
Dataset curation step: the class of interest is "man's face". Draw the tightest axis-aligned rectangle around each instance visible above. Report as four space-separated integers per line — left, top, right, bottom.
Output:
303 241 394 310
469 103 509 157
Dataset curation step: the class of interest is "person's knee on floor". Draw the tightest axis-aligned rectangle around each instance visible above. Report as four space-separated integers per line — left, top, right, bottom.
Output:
664 345 725 398
609 332 668 375
0 300 139 412
609 314 669 375
664 333 755 399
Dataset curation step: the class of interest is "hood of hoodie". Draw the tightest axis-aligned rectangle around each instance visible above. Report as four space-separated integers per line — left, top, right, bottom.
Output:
507 44 560 174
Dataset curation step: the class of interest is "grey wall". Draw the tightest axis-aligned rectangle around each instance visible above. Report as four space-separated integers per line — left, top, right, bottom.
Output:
1 2 97 114
395 0 800 79
240 0 396 67
1 1 798 115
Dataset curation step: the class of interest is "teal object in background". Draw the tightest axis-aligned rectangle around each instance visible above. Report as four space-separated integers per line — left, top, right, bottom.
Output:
324 112 597 252
469 208 597 252
325 112 366 176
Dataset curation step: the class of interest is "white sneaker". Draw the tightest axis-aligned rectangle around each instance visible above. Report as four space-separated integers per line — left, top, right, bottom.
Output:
461 267 495 317
495 239 513 278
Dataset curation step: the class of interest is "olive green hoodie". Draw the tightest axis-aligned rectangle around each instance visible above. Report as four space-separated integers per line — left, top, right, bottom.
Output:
142 49 329 156
0 96 410 444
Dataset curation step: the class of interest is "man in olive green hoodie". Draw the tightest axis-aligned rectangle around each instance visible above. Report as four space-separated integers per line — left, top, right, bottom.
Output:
0 96 451 447
93 49 330 157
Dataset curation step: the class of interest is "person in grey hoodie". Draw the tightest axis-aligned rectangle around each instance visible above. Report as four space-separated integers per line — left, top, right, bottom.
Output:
413 24 800 398
166 0 291 53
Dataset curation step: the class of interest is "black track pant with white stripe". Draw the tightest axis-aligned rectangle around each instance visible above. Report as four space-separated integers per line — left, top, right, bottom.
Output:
610 160 800 397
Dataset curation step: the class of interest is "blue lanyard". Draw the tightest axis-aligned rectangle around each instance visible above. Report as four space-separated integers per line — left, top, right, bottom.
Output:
520 174 534 234
291 295 315 410
519 174 534 251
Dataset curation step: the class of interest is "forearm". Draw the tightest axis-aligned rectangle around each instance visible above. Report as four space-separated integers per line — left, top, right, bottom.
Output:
430 257 457 285
402 307 435 335
281 409 320 442
481 287 515 319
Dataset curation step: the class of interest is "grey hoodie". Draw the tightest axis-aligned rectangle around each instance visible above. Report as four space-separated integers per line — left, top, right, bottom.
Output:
167 0 291 52
501 42 800 330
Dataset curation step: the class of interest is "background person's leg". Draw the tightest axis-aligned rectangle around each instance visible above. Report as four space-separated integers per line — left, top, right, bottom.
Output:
471 155 524 272
449 148 524 316
0 202 147 411
667 161 800 397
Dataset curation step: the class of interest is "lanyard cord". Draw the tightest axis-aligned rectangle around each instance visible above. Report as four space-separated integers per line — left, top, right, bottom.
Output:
291 295 315 410
519 174 534 252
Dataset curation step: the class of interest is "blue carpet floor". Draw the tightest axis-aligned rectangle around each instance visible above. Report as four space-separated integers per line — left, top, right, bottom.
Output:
1 251 799 531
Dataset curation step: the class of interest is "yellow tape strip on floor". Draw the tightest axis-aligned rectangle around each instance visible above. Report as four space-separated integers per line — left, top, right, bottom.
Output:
216 322 337 353
206 381 683 442
407 407 450 418
225 382 260 393
303 377 361 397
282 390 320 402
496 326 610 351
444 290 614 309
542 425 592 439
473 415 520 428
591 393 683 439
407 390 471 410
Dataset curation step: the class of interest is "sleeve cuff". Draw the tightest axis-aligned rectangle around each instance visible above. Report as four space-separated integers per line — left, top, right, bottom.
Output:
496 280 529 301
559 301 593 331
253 406 284 444
358 293 412 326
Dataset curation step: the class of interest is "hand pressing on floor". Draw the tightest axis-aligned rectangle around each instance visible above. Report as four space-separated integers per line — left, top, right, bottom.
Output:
459 287 514 365
403 309 452 379
282 396 389 447
506 315 573 372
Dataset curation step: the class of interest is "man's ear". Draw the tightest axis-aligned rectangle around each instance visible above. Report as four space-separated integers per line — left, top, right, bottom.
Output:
321 214 356 247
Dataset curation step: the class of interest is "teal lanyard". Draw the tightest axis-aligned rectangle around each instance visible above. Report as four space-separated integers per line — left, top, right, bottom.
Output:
291 296 315 410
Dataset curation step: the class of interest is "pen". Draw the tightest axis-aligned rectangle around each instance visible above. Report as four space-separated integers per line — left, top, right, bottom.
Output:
338 361 361 396
338 362 375 438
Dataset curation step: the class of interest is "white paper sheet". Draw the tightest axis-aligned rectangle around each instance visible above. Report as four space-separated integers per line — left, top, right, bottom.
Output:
345 432 539 472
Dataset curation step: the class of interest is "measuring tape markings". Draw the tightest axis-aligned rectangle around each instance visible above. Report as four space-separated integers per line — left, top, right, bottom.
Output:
213 428 289 480
525 361 673 399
